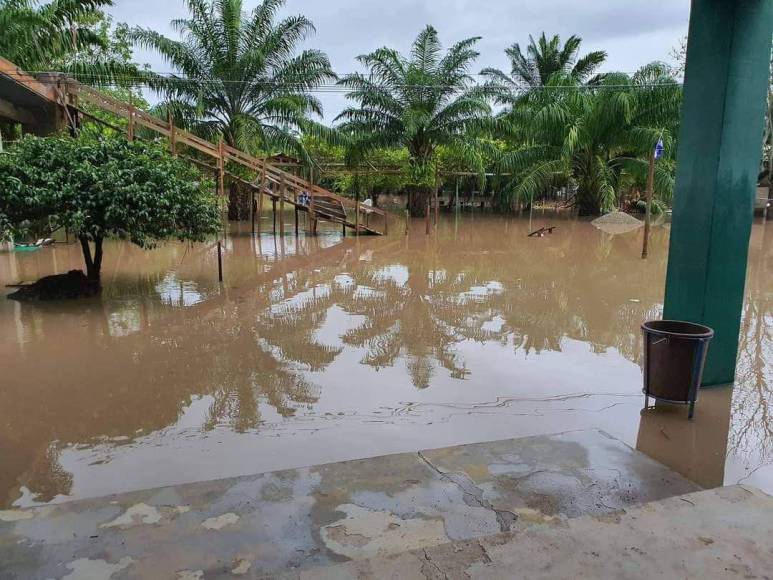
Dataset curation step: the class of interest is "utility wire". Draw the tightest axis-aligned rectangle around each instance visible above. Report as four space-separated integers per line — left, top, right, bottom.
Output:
4 71 683 92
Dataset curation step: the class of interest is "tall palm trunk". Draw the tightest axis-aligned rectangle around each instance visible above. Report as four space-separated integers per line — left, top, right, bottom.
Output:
576 178 601 216
407 185 431 217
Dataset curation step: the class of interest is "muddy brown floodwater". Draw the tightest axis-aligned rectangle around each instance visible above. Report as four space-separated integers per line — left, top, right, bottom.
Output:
0 213 771 509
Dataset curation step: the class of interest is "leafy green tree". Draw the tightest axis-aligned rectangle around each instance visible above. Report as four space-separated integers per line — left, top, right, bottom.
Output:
0 0 109 70
0 136 221 284
496 63 681 215
130 0 335 157
482 32 606 100
336 25 492 217
0 0 143 85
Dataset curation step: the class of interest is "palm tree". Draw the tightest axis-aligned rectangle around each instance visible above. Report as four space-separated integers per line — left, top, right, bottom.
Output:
482 33 606 100
131 0 335 157
496 63 681 215
0 0 141 85
336 25 492 217
1 0 107 69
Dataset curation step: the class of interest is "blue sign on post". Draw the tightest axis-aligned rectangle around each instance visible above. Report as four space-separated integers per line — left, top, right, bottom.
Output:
654 138 665 160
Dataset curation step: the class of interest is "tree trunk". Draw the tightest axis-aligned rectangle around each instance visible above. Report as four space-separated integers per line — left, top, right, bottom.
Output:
576 183 601 216
407 185 431 217
79 236 103 283
228 180 250 221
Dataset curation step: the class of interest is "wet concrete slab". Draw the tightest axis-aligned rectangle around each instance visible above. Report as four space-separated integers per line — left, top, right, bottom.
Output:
0 430 699 579
296 485 773 580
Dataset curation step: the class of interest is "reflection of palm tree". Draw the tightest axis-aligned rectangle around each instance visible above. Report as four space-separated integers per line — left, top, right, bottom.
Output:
729 226 772 463
199 265 348 431
336 253 502 388
442 222 669 361
0 248 358 504
259 296 343 372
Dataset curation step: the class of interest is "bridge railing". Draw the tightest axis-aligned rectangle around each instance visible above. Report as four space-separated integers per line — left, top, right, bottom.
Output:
69 82 387 232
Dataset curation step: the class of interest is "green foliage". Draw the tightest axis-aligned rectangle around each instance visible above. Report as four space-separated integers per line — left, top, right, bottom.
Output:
303 137 411 197
0 0 111 70
494 63 681 214
130 0 336 159
482 32 607 102
0 0 145 87
80 85 151 139
0 135 221 278
636 199 666 215
336 25 493 216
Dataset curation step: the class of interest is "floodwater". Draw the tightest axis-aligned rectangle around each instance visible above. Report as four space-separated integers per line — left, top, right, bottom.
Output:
0 213 770 508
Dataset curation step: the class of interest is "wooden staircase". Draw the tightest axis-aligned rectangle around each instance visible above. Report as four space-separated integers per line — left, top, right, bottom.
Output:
0 57 387 236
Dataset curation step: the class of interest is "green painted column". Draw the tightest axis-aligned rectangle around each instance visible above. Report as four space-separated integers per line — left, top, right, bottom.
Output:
664 0 772 386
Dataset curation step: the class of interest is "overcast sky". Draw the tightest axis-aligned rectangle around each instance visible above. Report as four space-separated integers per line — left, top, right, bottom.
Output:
107 0 691 121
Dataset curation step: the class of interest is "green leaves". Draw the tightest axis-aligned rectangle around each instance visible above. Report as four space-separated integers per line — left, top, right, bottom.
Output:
0 135 221 246
336 25 491 195
482 32 607 95
131 0 335 157
0 0 147 90
492 62 681 214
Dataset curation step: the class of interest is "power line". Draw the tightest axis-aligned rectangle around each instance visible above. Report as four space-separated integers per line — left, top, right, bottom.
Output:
1 71 684 93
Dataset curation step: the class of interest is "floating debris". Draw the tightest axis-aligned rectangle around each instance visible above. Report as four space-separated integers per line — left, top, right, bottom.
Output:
591 211 643 235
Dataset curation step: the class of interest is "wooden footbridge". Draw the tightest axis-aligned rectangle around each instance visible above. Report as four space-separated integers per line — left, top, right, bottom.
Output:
0 57 387 236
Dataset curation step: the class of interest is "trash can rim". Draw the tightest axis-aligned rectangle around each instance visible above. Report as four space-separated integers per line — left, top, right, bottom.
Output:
641 319 715 340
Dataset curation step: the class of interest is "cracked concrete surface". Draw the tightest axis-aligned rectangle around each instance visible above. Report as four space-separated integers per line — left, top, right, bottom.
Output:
291 486 773 580
417 451 517 533
0 430 700 579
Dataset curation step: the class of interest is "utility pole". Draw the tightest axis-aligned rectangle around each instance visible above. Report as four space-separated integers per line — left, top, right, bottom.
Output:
642 138 663 259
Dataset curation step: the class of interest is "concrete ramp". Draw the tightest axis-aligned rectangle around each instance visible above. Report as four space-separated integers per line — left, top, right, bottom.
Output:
0 430 704 578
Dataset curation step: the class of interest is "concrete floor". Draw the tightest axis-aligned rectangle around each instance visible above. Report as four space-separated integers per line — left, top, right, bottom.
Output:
292 485 773 580
0 430 702 579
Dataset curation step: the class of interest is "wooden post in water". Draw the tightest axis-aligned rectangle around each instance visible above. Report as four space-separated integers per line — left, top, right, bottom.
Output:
272 198 277 234
309 189 317 235
217 241 223 282
425 197 431 235
434 185 440 227
249 176 255 236
257 168 266 232
218 138 227 238
355 190 360 237
642 148 656 259
405 210 410 236
279 177 286 235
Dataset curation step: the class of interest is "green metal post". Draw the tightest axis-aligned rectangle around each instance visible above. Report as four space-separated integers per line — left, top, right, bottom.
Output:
663 0 773 386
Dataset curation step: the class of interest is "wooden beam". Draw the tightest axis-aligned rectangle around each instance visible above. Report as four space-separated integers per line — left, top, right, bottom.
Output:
0 57 57 101
0 97 36 125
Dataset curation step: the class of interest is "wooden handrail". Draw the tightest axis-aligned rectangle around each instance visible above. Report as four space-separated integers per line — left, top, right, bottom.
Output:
32 78 388 232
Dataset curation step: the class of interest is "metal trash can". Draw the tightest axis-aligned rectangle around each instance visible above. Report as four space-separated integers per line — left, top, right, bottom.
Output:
641 320 714 419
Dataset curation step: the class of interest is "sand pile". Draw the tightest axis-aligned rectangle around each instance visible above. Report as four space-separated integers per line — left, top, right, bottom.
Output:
591 211 643 235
